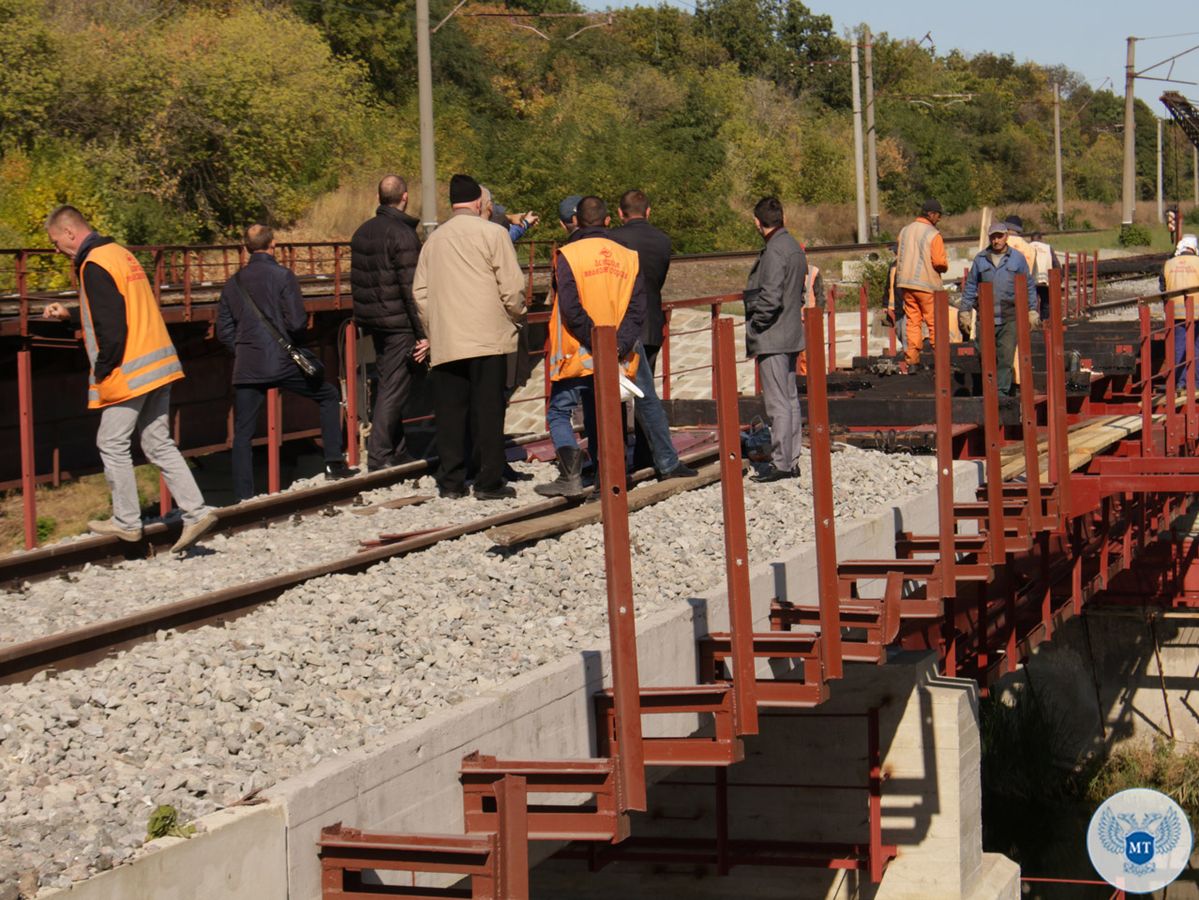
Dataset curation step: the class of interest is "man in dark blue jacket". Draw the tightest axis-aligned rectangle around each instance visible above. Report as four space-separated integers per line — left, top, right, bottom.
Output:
217 225 356 501
350 175 427 471
610 189 696 480
959 221 1039 395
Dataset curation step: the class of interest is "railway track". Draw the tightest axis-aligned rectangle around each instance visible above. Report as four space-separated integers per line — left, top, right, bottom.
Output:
0 443 719 686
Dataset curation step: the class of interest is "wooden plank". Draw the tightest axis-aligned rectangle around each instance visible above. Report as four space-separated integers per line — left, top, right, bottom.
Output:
349 495 434 516
486 461 731 547
1001 414 1149 481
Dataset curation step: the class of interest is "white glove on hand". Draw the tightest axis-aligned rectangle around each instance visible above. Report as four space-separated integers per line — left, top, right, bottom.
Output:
1028 308 1041 329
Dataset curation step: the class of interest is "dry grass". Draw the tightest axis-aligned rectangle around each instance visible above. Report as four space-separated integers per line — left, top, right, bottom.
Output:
0 466 162 555
277 177 448 243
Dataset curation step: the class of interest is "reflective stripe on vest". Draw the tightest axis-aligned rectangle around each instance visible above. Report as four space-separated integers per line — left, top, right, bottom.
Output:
549 238 641 382
895 219 943 292
79 242 184 409
804 265 821 307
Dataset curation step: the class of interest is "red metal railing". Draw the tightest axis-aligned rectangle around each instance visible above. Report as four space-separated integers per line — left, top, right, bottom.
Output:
1021 876 1125 898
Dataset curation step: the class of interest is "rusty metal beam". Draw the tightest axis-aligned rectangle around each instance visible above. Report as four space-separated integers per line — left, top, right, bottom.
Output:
591 324 647 812
804 306 843 677
713 317 758 735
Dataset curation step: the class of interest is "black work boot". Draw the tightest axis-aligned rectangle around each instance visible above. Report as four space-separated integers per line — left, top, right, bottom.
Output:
534 446 589 498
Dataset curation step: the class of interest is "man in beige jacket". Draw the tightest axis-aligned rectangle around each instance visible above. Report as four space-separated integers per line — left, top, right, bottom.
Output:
413 174 527 500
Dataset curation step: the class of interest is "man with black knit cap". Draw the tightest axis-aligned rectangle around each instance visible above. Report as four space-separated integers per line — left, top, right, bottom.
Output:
413 174 526 500
350 174 428 471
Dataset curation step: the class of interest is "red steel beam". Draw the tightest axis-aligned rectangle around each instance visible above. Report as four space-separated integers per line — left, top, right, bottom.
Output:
977 284 1009 676
1013 274 1044 532
18 348 36 550
1166 299 1178 454
1187 298 1196 448
496 774 529 898
268 388 281 495
591 324 647 812
712 317 759 735
803 306 843 678
1048 270 1071 525
933 291 957 675
1141 304 1154 456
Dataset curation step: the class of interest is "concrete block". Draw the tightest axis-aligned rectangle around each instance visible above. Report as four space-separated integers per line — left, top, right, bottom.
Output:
40 804 286 900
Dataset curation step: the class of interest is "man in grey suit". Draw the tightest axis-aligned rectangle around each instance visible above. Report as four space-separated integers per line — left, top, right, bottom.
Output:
743 197 806 482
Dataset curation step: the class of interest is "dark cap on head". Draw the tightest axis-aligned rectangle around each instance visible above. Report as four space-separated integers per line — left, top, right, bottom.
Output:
558 195 583 223
449 174 482 205
1003 215 1023 233
921 198 943 216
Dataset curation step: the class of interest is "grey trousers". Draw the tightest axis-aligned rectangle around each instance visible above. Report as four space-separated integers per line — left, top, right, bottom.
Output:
96 384 211 529
757 352 803 472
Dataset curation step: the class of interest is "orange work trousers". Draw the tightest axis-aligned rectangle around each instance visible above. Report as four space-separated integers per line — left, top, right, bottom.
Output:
903 289 936 365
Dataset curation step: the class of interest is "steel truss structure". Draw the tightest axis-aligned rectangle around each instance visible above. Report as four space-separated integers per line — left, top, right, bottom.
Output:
318 271 1199 898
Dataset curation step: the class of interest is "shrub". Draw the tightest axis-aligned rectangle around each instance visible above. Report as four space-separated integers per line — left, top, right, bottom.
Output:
1119 223 1153 247
860 254 895 307
1185 207 1199 227
35 515 55 543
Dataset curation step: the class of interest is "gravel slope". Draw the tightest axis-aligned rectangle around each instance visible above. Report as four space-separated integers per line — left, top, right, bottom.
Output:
0 448 934 895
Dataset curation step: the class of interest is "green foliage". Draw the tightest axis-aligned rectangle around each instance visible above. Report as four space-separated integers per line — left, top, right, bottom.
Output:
860 254 894 307
1119 223 1153 247
35 516 55 543
0 0 1159 248
1087 738 1199 822
146 805 195 841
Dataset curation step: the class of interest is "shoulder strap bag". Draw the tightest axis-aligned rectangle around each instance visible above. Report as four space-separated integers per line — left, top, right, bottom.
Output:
232 273 325 382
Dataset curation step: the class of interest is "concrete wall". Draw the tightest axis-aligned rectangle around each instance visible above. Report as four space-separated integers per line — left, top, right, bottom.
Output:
45 460 1009 899
41 804 287 900
999 607 1199 760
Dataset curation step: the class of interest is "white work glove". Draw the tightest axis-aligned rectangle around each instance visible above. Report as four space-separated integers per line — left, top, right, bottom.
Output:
1028 308 1041 329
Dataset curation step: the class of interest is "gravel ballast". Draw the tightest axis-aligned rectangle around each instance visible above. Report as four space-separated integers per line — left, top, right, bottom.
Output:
0 448 934 895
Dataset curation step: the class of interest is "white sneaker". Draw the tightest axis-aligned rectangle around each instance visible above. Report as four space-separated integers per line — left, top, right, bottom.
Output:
171 512 218 553
88 518 143 542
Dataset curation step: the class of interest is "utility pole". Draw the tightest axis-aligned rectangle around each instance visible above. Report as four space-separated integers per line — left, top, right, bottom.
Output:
850 41 868 244
863 27 880 239
1053 83 1065 230
1157 118 1165 223
1121 36 1137 227
416 0 438 234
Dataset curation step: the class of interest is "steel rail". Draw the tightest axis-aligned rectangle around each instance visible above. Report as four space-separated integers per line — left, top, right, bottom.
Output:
0 430 560 586
0 445 718 685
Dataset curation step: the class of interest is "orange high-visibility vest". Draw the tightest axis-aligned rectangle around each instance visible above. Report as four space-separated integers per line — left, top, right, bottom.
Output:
895 219 943 292
1164 253 1199 303
548 238 641 381
79 242 183 409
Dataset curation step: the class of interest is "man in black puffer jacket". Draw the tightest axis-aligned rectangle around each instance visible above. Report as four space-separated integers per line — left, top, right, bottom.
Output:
350 175 429 470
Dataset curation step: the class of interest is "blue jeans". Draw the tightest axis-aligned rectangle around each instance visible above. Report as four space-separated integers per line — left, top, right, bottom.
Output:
1173 323 1199 393
547 377 597 457
631 344 680 473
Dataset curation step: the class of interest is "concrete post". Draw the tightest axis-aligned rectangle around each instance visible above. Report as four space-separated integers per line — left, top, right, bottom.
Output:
864 27 880 239
851 42 868 244
1054 83 1065 230
1158 118 1165 224
416 0 438 235
1122 36 1137 226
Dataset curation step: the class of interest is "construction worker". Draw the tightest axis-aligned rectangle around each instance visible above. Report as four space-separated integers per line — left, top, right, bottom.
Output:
894 199 948 366
1003 215 1037 273
1028 231 1060 320
1160 234 1199 391
534 196 646 497
959 221 1038 396
42 205 218 552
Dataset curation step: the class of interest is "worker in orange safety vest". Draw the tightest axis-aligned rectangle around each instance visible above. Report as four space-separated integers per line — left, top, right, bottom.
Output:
894 199 949 366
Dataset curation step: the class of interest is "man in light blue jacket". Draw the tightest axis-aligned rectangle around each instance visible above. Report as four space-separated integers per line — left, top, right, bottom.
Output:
959 220 1039 395
743 197 806 482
